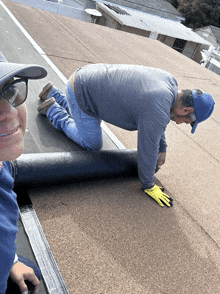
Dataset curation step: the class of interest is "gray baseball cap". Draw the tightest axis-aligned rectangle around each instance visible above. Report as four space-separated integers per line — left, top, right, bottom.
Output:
0 51 47 86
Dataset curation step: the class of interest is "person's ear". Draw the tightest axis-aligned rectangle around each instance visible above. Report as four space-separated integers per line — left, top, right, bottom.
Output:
177 107 194 116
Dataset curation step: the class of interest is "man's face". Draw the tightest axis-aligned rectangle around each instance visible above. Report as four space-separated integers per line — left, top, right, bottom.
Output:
170 91 196 127
0 78 27 161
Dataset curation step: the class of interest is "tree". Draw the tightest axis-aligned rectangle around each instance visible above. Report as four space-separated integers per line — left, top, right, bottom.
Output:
165 0 220 29
165 0 179 9
178 0 220 29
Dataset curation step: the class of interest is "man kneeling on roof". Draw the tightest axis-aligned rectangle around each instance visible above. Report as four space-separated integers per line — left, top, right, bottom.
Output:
37 64 215 207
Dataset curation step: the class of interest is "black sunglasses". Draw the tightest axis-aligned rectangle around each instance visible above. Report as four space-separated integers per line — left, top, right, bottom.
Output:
0 78 28 107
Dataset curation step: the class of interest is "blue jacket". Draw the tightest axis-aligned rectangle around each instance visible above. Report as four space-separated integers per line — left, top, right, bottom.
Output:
0 161 18 294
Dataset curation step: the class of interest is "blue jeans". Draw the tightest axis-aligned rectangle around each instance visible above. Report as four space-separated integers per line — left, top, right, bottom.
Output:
47 79 103 151
6 255 41 294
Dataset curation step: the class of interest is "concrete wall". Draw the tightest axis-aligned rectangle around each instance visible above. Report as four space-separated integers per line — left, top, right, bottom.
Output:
10 0 91 22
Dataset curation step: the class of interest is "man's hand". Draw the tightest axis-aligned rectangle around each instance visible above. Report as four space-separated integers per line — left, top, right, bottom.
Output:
155 152 166 173
9 261 40 294
143 184 173 207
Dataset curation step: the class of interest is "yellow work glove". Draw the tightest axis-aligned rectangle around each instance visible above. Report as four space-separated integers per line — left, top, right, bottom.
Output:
143 185 173 207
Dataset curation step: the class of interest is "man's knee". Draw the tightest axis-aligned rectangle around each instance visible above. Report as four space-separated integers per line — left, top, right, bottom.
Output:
83 138 103 151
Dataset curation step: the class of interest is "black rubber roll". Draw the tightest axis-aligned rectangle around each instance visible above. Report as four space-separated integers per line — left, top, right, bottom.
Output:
13 149 138 188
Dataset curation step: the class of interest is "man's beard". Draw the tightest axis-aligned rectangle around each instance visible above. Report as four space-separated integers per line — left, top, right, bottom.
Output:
170 112 178 121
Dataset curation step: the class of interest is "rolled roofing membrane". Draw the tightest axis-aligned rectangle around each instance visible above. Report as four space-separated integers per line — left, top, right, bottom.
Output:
13 150 138 188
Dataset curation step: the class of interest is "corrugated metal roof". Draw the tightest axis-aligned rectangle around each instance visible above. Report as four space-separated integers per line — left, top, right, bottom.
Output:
97 1 212 45
98 0 183 21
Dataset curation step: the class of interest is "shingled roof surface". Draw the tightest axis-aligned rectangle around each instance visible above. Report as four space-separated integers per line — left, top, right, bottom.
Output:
2 0 220 293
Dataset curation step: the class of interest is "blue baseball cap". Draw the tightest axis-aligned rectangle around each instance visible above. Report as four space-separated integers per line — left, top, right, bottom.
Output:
0 51 47 87
191 89 215 134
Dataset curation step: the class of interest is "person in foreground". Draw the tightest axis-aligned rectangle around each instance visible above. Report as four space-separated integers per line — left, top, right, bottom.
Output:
37 64 215 207
0 52 47 294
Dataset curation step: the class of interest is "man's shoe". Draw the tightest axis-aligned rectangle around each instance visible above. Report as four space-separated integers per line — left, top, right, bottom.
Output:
39 82 53 100
37 97 56 115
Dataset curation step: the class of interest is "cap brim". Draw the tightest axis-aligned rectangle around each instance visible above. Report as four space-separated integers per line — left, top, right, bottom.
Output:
0 62 47 86
191 121 198 134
